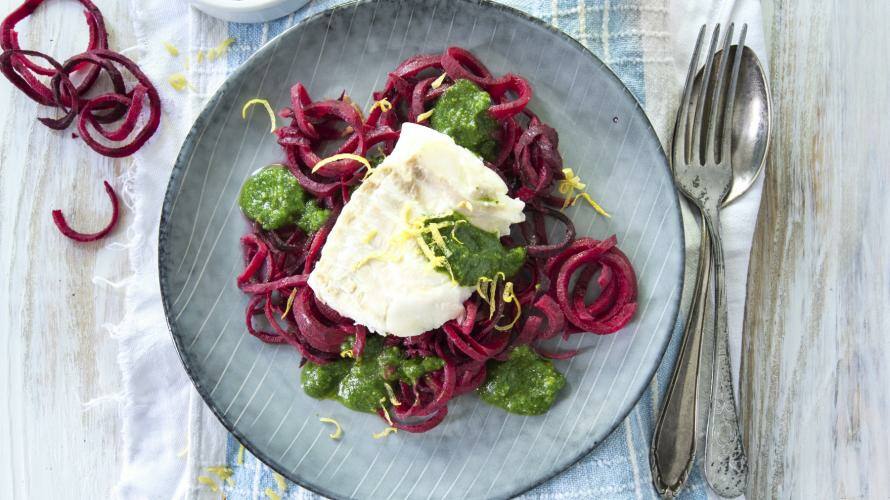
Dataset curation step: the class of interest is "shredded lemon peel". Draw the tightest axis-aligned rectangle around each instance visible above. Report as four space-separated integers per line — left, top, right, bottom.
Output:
205 466 234 488
379 397 395 425
311 153 371 174
319 417 343 439
208 37 236 61
431 72 448 89
370 98 393 113
372 427 398 439
176 445 188 457
236 444 245 465
570 192 611 218
558 168 610 217
384 382 401 406
163 41 179 57
416 108 435 122
495 281 522 331
281 288 298 320
272 472 288 493
265 487 281 500
241 98 277 133
196 50 205 63
167 73 194 92
362 228 378 244
197 476 220 492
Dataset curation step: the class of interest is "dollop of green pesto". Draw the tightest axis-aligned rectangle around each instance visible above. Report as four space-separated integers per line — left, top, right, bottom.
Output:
477 345 566 415
238 165 330 231
431 79 499 161
300 336 445 413
420 212 526 287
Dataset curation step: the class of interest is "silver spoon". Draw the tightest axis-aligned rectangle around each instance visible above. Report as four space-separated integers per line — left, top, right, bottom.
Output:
651 43 771 497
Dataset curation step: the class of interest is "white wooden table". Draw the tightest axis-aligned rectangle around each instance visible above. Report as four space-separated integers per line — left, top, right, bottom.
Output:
1 0 888 498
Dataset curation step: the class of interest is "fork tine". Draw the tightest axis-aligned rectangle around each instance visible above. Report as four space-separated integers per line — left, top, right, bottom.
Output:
690 25 721 166
674 25 706 167
706 23 734 164
721 24 748 167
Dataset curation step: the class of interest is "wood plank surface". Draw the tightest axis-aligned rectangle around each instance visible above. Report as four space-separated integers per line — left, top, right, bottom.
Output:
742 0 890 498
0 1 131 498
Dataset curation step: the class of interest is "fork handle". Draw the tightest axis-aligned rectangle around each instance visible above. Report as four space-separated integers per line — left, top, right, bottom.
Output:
650 211 711 496
702 210 748 497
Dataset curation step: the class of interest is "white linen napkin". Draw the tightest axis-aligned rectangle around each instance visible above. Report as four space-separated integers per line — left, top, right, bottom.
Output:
112 0 767 498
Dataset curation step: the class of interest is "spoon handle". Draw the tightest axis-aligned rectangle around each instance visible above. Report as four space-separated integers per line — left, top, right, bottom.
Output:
702 210 748 497
650 213 711 496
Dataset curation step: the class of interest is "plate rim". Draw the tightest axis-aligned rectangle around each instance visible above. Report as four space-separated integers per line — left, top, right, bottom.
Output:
158 1 684 498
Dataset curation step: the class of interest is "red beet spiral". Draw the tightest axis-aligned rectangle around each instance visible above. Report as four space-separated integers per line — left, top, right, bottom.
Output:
237 47 638 432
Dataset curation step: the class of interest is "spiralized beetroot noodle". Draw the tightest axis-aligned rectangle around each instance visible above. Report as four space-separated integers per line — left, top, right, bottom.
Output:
51 180 119 242
2 1 161 242
237 48 639 432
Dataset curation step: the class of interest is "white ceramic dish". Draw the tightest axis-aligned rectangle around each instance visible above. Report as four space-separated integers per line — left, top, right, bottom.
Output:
189 0 308 23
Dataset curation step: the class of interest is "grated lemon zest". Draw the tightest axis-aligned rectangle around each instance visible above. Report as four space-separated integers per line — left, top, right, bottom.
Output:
168 73 192 92
384 382 401 406
264 487 281 500
281 288 298 320
370 98 393 113
208 37 236 61
476 272 507 319
428 224 448 251
570 193 611 218
558 168 610 217
311 153 370 174
176 445 188 457
236 444 245 465
241 98 277 133
379 397 395 425
495 281 522 331
450 219 467 244
431 72 447 89
362 228 378 244
196 50 205 63
456 200 473 212
205 466 234 486
272 472 288 493
372 427 398 439
352 250 400 271
416 108 435 122
163 41 180 57
197 476 220 492
319 417 343 439
340 348 354 358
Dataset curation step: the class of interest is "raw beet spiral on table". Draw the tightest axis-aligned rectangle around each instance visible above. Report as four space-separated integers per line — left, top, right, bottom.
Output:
1 0 163 242
237 47 638 432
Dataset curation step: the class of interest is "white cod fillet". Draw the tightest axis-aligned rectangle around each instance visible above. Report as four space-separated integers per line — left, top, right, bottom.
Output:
307 123 525 337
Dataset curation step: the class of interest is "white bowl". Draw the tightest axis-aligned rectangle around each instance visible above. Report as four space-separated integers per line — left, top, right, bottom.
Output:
189 0 309 23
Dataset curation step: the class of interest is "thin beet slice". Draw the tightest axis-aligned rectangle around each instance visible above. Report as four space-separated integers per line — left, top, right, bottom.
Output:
51 180 119 242
0 0 109 106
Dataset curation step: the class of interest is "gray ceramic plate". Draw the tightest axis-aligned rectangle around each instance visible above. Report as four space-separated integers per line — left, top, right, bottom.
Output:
159 1 683 498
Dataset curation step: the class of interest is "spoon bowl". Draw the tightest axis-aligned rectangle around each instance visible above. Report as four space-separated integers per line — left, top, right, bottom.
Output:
690 46 771 205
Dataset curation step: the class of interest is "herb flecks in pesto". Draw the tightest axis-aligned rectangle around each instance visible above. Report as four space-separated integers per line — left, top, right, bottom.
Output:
300 336 445 413
238 165 330 231
420 212 525 287
477 345 566 415
431 79 499 161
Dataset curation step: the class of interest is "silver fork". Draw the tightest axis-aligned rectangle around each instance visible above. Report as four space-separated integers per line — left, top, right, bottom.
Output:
671 24 749 497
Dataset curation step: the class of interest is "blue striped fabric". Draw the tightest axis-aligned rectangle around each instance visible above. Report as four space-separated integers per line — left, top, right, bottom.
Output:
221 1 706 498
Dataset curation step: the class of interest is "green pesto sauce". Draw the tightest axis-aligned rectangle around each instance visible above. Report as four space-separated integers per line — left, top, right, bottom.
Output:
421 212 526 287
477 345 566 415
431 79 499 161
238 165 330 231
300 336 445 413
